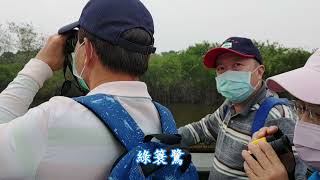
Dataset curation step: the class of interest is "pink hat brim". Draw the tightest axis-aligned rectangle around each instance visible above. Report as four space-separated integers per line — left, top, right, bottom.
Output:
266 67 320 104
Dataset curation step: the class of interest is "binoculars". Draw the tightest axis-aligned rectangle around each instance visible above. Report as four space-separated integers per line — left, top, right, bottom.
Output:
251 129 293 156
251 129 296 180
64 30 78 54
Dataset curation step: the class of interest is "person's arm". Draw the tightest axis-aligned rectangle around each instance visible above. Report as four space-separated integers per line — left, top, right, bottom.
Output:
0 101 51 179
0 34 67 123
178 107 222 146
0 59 53 123
0 34 68 178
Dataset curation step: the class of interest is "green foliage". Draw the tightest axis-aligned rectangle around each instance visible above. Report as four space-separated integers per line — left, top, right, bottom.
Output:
0 50 38 64
0 22 311 106
143 41 311 105
255 41 310 78
0 41 312 106
0 63 23 90
143 42 222 106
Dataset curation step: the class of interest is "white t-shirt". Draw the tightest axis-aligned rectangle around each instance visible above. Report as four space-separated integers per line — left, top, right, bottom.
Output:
0 59 162 180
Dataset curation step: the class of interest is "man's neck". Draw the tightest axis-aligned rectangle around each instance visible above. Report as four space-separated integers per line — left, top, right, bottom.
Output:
88 68 139 90
234 101 250 114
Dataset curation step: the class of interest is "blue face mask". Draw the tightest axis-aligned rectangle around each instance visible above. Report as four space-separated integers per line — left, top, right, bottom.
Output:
215 68 260 103
72 42 90 91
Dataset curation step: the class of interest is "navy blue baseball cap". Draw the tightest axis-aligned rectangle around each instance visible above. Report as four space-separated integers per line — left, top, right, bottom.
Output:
204 37 263 68
58 0 156 55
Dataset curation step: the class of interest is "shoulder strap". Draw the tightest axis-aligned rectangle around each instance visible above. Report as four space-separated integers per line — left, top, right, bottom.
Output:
73 94 145 151
251 97 288 134
153 102 178 134
308 171 320 180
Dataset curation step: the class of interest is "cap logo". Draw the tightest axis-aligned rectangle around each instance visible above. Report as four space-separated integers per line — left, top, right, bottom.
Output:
221 42 232 49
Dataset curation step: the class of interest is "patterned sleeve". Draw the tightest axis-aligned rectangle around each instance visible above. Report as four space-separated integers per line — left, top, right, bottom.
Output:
178 106 223 147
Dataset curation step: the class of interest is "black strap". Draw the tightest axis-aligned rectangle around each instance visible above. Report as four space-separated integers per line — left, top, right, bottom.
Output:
60 53 89 96
118 38 156 55
144 134 182 145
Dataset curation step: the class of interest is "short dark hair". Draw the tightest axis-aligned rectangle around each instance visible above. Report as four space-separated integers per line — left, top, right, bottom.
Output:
78 28 153 76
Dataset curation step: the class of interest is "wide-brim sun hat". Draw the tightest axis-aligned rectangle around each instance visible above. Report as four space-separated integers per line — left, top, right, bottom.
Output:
267 49 320 104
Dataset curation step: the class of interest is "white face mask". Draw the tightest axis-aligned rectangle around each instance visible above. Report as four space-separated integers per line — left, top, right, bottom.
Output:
215 66 261 103
72 41 89 91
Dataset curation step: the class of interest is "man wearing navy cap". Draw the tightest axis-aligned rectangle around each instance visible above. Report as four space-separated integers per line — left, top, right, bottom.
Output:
0 0 166 179
179 37 306 179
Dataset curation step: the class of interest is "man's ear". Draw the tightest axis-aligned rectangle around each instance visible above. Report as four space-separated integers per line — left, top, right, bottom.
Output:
84 38 95 65
257 64 265 79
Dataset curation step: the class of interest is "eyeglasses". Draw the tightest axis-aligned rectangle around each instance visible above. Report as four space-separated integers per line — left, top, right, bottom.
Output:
291 100 320 124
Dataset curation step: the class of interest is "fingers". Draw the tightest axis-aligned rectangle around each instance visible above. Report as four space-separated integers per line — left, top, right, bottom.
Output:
258 141 282 165
247 143 272 170
47 34 68 47
59 31 74 39
266 126 278 135
35 33 69 71
241 150 264 176
252 126 279 141
243 161 258 180
244 140 288 180
252 127 268 141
